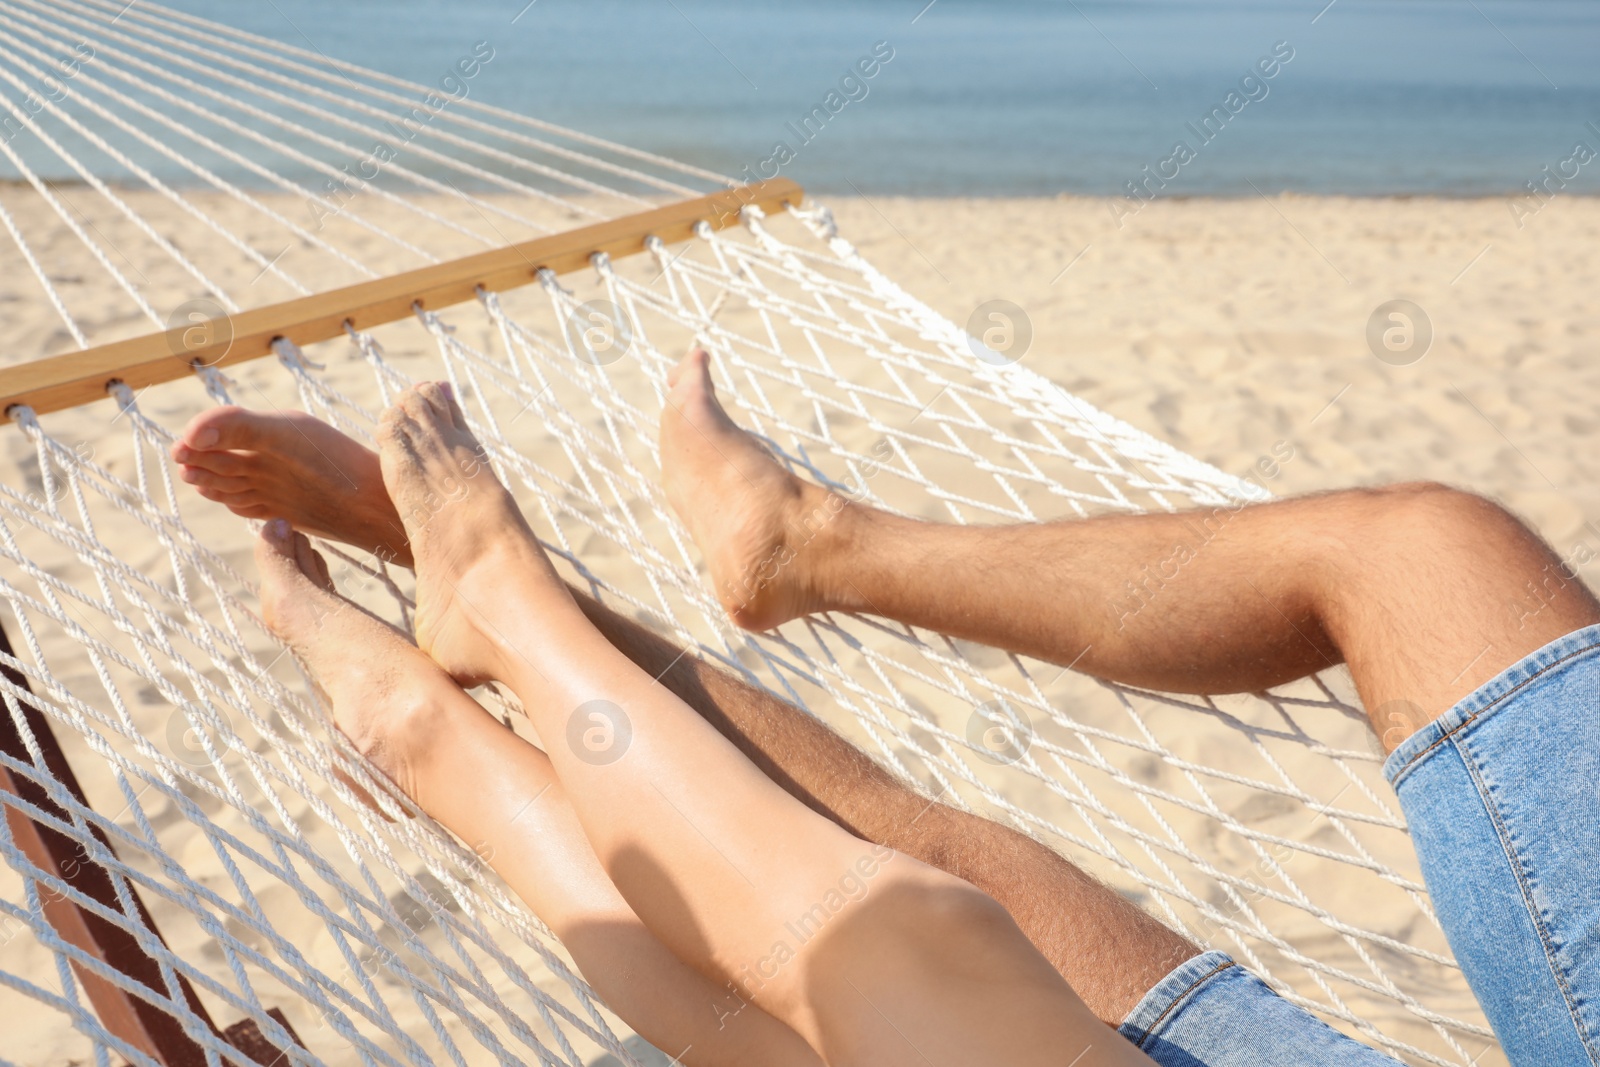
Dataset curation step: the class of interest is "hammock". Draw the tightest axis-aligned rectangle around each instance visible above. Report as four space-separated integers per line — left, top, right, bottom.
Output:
0 3 1496 1065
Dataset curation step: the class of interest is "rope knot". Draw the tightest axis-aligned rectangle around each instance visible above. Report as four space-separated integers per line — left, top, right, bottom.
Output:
106 381 137 411
793 203 839 241
535 267 566 293
271 337 325 372
195 365 236 405
8 404 40 438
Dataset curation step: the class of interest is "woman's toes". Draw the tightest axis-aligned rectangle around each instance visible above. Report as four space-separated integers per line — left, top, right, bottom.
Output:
393 382 468 436
412 381 448 414
256 519 305 601
396 388 436 426
406 381 462 425
668 346 710 390
295 531 336 593
255 521 335 635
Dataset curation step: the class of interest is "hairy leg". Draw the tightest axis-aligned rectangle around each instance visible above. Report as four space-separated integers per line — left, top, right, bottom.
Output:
252 522 820 1067
660 349 1600 745
373 382 1154 1067
175 401 1196 1026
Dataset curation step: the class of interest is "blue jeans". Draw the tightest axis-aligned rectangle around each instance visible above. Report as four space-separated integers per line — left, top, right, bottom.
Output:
1120 623 1600 1066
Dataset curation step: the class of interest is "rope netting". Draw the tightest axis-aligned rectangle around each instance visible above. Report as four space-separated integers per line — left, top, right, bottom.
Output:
0 2 1499 1065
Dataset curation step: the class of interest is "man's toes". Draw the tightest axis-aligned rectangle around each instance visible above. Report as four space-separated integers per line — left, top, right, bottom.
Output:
667 381 743 466
174 406 273 458
172 443 255 474
377 405 419 454
180 466 253 493
196 484 259 508
377 404 404 439
688 347 715 389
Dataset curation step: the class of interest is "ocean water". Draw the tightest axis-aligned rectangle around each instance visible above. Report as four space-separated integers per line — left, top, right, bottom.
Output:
16 0 1600 196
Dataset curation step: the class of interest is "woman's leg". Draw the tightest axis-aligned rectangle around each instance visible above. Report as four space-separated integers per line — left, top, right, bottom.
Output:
252 522 820 1067
374 382 1154 1067
171 406 1192 1027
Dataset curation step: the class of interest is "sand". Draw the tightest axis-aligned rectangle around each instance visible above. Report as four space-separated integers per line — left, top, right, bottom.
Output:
825 194 1600 550
4 189 1593 1067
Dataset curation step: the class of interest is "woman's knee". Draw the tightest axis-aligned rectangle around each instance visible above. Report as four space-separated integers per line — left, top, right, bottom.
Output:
803 864 1035 987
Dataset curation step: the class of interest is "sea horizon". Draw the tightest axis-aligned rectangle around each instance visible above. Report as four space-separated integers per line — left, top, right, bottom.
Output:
4 0 1598 199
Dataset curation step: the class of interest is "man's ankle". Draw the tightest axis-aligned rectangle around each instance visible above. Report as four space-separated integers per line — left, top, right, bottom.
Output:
804 496 877 616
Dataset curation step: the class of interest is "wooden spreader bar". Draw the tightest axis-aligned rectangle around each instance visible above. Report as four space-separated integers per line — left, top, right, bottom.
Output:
0 178 803 419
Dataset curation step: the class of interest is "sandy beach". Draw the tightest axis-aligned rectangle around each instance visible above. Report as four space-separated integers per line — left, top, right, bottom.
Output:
825 194 1600 552
4 190 1595 1067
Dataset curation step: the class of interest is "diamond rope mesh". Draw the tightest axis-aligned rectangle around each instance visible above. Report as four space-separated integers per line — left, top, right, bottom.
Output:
0 2 1499 1064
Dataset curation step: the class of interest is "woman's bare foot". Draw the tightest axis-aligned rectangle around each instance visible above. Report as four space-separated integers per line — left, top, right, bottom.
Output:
376 382 567 686
173 407 411 565
255 518 466 805
659 349 843 630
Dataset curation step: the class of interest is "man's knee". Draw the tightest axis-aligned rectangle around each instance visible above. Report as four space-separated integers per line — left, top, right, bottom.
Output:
1347 481 1600 636
1352 481 1544 558
1359 479 1499 517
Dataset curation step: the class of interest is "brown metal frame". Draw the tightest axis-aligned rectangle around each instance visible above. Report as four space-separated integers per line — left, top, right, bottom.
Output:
0 616 302 1065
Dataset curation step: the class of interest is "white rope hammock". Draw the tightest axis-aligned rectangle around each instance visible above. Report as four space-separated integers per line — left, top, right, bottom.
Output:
0 3 1497 1065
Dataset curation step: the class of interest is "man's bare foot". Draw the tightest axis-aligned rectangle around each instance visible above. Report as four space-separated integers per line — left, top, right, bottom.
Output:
255 518 464 805
376 382 564 686
173 407 411 565
659 349 843 630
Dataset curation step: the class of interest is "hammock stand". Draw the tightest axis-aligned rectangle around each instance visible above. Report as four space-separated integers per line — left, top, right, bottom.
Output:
1 615 300 1067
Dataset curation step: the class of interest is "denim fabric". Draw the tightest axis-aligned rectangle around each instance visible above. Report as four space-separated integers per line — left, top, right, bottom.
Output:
1384 622 1600 1067
1117 951 1402 1065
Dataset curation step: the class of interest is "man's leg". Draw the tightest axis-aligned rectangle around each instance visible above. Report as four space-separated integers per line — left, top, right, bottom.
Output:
172 405 1197 1027
658 349 1600 1062
659 348 1600 744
